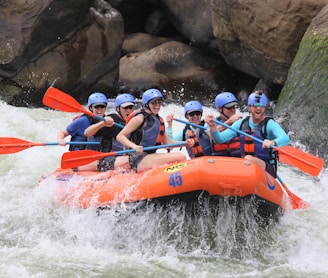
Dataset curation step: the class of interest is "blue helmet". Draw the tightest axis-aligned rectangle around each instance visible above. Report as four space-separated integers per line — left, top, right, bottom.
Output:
215 92 237 109
114 93 136 108
248 90 268 106
88 92 108 107
142 88 163 106
184 101 203 117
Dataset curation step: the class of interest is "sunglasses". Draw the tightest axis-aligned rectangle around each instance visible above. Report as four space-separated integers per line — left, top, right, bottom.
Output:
93 105 106 109
188 111 202 117
223 105 236 110
122 105 134 110
251 103 265 107
149 99 163 105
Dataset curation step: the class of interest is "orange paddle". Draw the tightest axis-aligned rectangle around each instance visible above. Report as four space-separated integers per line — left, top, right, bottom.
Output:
42 87 124 128
0 137 99 154
277 175 308 209
61 142 187 169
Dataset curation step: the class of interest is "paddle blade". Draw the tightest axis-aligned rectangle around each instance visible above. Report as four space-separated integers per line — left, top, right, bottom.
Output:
278 146 324 176
277 176 308 209
0 137 44 154
43 87 89 114
61 150 115 169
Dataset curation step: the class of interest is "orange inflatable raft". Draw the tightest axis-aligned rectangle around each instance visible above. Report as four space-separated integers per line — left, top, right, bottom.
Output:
39 156 291 220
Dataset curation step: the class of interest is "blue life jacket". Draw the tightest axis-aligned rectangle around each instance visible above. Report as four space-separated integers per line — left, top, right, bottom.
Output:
182 121 212 158
239 116 278 172
129 109 164 153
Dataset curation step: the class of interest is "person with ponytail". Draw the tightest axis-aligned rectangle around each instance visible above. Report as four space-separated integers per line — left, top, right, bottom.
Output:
117 88 194 173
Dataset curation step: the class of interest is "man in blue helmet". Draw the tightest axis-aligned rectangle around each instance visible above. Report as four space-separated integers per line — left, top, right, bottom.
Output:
166 100 213 158
214 92 242 132
84 93 136 171
211 92 242 157
57 91 108 151
205 90 290 177
117 88 194 173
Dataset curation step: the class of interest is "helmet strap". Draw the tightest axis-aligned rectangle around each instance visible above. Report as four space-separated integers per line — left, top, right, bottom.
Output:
116 107 123 118
219 108 229 121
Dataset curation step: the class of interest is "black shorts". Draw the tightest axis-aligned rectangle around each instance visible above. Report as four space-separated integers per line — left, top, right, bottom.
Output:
97 157 116 172
128 152 148 172
265 161 276 178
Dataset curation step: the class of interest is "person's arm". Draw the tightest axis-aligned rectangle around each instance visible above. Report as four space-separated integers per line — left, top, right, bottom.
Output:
57 129 69 146
166 113 175 139
264 120 290 148
218 114 242 132
166 114 174 129
167 129 183 141
205 115 240 143
84 116 114 137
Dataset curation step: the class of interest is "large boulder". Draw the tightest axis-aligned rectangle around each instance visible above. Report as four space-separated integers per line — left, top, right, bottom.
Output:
119 41 258 103
211 0 328 84
160 0 216 48
0 0 124 105
275 4 328 161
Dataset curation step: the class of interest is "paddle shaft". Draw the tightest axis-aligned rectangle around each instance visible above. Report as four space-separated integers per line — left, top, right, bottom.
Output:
173 118 206 130
1 141 99 147
61 142 187 168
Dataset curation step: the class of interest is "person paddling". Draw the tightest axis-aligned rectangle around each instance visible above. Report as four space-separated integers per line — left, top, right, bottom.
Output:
57 92 108 152
116 88 194 173
205 90 290 177
166 100 213 159
84 93 136 171
211 92 242 157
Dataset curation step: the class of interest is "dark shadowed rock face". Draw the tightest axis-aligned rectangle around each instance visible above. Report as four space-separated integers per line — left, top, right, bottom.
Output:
211 0 328 84
0 0 124 106
119 41 258 104
1 0 325 105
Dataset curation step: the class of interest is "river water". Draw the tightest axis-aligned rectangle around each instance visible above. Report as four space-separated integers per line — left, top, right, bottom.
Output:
0 100 327 278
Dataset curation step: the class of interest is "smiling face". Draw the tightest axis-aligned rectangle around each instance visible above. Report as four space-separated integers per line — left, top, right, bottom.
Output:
249 104 266 124
117 105 134 120
148 98 162 115
186 110 202 124
219 105 236 121
90 104 106 116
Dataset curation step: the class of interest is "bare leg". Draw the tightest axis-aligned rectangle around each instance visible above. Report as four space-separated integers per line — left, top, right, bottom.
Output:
114 156 129 170
137 152 186 172
77 161 98 171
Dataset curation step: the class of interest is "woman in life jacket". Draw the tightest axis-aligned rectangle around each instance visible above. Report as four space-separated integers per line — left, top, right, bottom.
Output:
57 91 108 153
84 93 136 172
116 88 194 173
212 92 242 157
166 100 213 159
205 90 290 177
